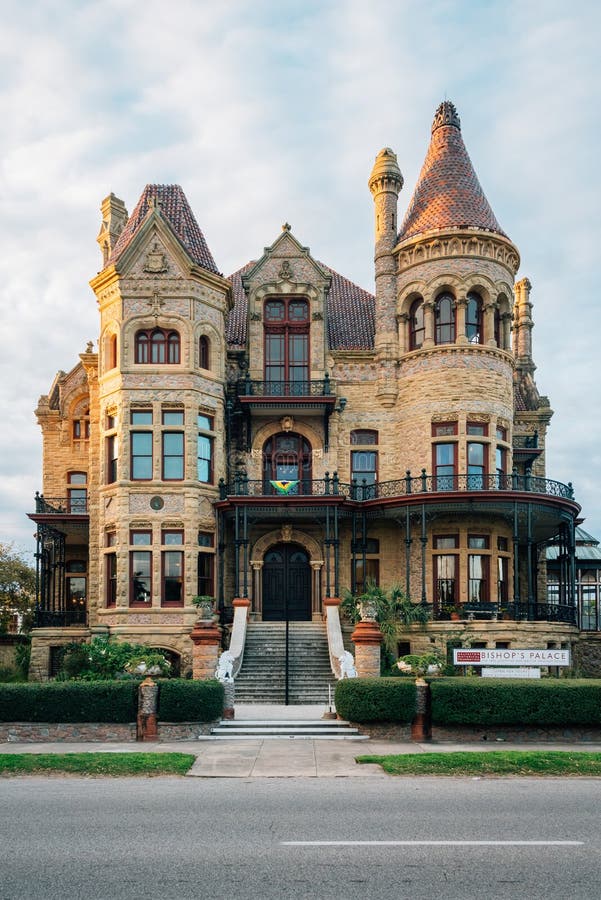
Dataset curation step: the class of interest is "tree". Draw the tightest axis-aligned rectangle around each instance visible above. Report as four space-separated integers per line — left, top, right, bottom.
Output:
0 543 36 633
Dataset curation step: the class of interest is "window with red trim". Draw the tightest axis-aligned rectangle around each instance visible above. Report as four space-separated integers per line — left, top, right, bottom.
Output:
135 328 180 364
264 298 309 392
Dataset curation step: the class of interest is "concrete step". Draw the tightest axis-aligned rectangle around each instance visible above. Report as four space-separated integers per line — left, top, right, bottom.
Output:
210 718 368 740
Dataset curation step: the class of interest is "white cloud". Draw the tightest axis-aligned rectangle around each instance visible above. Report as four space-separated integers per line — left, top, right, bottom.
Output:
1 0 600 549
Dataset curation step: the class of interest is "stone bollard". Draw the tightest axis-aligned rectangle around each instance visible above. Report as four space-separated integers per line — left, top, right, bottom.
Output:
222 680 235 719
190 620 222 680
137 677 158 742
411 680 432 741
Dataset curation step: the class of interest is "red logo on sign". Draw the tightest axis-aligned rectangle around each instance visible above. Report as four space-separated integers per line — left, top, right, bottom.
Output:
456 651 481 663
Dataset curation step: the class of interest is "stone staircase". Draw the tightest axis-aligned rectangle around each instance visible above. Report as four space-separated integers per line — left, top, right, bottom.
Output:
233 622 337 705
209 718 367 740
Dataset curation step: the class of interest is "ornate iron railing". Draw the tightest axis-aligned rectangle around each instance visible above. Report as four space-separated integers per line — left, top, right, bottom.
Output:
34 493 89 515
236 376 336 397
34 608 88 627
432 601 577 625
219 470 575 501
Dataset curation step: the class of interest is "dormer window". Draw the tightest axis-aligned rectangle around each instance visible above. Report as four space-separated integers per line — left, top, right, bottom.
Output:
135 328 180 364
264 298 309 394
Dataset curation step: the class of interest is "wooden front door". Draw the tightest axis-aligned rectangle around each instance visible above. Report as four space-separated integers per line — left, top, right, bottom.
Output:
262 544 311 621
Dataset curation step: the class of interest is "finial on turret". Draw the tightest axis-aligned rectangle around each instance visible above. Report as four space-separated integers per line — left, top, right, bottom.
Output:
431 100 461 133
368 147 403 196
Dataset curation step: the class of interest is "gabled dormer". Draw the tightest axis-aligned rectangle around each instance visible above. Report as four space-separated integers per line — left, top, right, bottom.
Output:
240 224 332 384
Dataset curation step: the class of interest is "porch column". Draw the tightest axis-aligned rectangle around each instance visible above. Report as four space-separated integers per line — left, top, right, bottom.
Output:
310 561 324 620
250 560 263 618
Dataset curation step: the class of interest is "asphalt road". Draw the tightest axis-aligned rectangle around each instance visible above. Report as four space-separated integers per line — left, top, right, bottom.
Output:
1 776 601 900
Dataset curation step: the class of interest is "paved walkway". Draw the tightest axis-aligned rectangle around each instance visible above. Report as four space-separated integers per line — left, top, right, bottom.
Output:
4 705 601 777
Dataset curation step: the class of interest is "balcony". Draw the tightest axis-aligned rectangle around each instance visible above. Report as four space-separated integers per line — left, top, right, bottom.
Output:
219 470 575 501
235 375 336 400
33 493 88 516
432 602 577 625
34 608 88 628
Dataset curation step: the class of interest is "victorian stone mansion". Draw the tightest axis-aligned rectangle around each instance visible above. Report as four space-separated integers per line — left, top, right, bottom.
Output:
28 101 588 687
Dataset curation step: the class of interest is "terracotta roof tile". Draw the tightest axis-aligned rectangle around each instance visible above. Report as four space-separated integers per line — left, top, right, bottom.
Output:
226 262 375 351
399 101 507 242
107 184 220 275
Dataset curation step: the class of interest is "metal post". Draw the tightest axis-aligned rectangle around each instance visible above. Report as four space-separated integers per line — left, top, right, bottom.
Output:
420 504 427 604
285 592 290 706
334 504 340 598
513 502 520 616
405 506 412 599
242 506 248 599
527 504 534 620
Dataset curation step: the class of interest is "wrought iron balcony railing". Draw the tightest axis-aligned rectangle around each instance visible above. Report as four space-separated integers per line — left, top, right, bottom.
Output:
236 376 336 397
34 608 88 627
219 470 575 501
432 601 577 625
34 493 88 515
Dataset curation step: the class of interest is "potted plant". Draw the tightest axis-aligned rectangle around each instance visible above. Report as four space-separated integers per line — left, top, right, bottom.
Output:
192 595 216 621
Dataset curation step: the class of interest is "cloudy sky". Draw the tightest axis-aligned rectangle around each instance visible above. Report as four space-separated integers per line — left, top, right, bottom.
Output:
1 0 599 557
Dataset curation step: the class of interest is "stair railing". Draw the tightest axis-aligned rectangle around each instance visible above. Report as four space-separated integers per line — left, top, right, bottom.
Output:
325 601 346 680
228 602 249 679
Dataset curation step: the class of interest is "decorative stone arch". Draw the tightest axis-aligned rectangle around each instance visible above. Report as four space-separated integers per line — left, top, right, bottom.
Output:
460 273 496 306
248 419 324 481
250 528 325 620
251 280 320 304
194 321 222 375
397 281 428 319
424 274 462 304
100 323 120 374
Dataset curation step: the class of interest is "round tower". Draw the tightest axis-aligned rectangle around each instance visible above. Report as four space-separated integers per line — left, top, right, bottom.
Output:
368 148 403 407
394 100 521 481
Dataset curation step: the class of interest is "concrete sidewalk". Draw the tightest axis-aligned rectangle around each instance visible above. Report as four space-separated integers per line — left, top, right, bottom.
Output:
3 738 601 778
4 705 601 777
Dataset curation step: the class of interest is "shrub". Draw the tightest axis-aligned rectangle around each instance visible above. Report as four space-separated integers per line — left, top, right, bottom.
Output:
0 666 24 683
59 637 171 681
157 679 224 722
430 678 601 727
0 681 138 723
335 677 416 723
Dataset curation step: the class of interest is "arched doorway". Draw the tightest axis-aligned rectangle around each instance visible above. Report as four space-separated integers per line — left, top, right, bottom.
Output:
263 433 312 495
262 543 311 621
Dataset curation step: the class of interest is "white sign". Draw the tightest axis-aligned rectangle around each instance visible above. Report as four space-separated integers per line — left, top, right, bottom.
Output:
453 648 570 667
482 667 541 679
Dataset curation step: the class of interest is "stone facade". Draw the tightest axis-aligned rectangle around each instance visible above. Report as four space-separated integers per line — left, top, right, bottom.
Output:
28 103 583 682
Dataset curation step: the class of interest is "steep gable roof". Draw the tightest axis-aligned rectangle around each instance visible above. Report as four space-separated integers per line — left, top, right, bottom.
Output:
107 184 220 274
226 262 375 351
398 101 507 242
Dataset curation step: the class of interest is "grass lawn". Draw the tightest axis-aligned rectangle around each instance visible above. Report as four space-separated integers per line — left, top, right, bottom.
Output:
0 752 196 777
356 750 601 776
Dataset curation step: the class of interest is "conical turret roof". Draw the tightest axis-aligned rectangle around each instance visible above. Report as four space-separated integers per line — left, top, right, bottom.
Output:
107 184 220 274
398 101 507 242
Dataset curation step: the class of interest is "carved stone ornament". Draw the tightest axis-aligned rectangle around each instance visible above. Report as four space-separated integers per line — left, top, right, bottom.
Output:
250 311 262 321
143 243 169 274
280 525 293 542
312 311 323 321
280 416 294 432
148 291 165 317
278 260 294 281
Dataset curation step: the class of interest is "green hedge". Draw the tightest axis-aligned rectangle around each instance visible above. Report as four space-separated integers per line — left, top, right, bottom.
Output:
430 678 601 727
335 677 416 723
0 681 138 723
157 679 224 722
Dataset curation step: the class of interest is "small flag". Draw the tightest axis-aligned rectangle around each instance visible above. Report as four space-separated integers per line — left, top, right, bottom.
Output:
270 480 299 495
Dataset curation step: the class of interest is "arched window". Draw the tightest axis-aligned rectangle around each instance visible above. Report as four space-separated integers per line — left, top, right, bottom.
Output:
135 329 180 364
67 471 87 513
409 299 425 350
199 335 210 370
108 334 117 370
435 292 455 344
466 291 483 344
263 432 312 494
